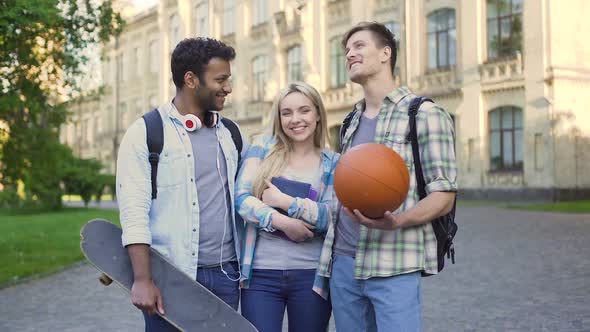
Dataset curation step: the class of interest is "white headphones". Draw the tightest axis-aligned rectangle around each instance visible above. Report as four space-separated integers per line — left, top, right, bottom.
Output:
180 114 202 132
179 112 220 132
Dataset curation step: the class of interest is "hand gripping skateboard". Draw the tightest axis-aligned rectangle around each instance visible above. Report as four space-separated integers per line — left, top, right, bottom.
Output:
80 219 257 332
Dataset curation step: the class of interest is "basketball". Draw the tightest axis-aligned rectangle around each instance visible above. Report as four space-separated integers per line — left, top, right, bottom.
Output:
334 143 410 218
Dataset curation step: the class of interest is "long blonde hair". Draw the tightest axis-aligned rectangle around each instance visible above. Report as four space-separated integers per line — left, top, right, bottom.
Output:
252 82 330 198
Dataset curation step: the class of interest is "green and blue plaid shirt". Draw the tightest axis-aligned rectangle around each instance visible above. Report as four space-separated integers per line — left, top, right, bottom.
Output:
317 86 458 280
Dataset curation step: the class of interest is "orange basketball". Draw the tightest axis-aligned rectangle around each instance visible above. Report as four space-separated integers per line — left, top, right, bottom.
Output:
334 143 410 218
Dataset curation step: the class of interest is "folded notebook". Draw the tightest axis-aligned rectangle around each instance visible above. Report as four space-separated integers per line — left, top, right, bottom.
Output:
268 176 318 241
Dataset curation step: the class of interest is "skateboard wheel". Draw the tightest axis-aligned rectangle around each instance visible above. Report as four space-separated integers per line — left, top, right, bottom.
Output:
99 273 113 286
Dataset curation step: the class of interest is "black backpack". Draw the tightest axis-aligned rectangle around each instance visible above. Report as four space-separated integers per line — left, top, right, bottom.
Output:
142 109 243 199
339 96 457 273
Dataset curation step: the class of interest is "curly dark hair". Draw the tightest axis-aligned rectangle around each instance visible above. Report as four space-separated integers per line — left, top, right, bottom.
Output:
171 37 236 89
341 22 397 75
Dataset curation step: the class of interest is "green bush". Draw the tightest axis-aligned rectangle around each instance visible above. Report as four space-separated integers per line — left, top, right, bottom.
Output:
63 158 104 207
0 189 21 208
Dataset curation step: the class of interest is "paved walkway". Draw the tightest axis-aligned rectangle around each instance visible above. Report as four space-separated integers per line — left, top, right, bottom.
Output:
1 206 589 331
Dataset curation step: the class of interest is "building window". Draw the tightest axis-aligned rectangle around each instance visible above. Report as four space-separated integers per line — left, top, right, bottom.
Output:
383 21 400 50
252 0 268 26
287 45 302 82
133 47 140 76
427 8 456 70
170 13 182 53
149 39 159 73
384 21 401 77
330 37 346 88
489 106 523 171
487 0 523 60
195 2 209 37
252 55 268 101
223 0 235 35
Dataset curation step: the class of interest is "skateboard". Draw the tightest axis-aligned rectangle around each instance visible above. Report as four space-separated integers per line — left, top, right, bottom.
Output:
80 219 257 332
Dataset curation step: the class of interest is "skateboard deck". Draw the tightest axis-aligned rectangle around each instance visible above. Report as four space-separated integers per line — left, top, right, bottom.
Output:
80 219 257 332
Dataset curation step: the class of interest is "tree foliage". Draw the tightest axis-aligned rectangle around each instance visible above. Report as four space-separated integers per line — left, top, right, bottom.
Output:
62 156 103 207
0 0 123 209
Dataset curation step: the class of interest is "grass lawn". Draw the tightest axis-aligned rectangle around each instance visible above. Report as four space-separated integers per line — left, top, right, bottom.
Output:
459 200 590 213
0 208 119 286
506 200 590 214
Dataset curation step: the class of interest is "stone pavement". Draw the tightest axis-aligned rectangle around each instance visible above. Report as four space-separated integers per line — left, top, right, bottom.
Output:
1 206 589 331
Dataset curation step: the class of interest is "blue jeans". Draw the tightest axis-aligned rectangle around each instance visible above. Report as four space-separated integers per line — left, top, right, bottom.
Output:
143 261 240 332
329 255 421 332
241 269 332 332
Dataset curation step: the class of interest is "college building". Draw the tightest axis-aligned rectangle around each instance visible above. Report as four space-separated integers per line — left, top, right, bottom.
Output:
61 0 590 201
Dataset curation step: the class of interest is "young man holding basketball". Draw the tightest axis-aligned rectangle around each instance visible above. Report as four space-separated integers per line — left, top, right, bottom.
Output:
316 22 457 331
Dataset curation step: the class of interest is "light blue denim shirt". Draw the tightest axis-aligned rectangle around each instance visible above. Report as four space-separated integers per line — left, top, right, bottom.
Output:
116 101 246 278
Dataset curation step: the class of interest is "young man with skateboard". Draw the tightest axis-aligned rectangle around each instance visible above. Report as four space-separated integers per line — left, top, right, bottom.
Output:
116 37 245 331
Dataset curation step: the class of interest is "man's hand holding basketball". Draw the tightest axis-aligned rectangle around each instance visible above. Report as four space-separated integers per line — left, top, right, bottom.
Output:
343 207 407 231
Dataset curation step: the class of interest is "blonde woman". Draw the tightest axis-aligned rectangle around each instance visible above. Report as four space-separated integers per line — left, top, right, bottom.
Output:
235 82 339 332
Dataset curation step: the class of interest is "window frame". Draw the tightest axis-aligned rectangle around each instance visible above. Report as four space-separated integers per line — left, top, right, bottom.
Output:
251 55 268 101
223 0 235 35
286 45 302 82
252 0 268 26
148 39 159 74
486 0 523 60
195 3 209 37
426 8 457 71
329 37 347 88
488 106 523 172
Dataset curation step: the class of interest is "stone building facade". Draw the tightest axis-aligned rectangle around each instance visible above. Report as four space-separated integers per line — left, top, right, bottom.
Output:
61 0 590 201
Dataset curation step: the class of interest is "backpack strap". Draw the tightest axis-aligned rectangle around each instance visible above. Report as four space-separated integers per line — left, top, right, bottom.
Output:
407 96 433 200
142 109 164 199
220 117 243 166
340 110 356 149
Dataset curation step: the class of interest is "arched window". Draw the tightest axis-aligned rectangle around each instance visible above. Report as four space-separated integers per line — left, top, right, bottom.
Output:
427 8 456 70
489 106 523 171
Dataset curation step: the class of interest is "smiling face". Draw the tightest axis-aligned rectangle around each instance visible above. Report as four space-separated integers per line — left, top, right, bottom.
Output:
279 92 320 146
345 30 391 84
193 57 232 111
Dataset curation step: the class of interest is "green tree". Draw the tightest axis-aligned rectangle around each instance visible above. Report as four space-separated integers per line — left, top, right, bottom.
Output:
63 157 103 207
0 0 123 209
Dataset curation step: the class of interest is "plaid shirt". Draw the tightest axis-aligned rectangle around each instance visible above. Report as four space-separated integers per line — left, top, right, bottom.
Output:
235 133 340 299
317 86 458 280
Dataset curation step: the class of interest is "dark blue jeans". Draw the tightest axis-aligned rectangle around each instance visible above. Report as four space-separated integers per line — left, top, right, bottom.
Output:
241 269 332 332
143 261 240 332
